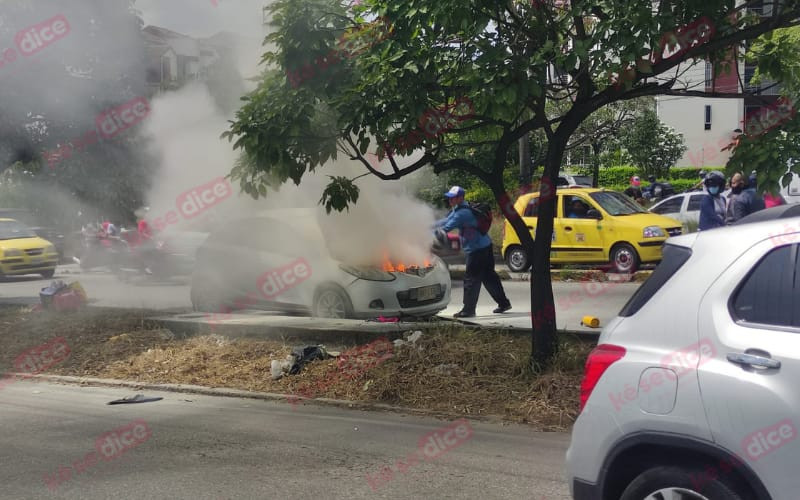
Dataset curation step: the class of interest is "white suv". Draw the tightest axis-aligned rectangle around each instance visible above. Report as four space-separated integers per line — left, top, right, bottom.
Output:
566 207 800 500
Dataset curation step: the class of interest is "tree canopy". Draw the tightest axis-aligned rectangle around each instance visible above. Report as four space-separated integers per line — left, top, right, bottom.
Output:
227 0 800 368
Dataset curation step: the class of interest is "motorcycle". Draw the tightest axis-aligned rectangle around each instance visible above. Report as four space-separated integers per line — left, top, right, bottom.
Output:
73 228 128 272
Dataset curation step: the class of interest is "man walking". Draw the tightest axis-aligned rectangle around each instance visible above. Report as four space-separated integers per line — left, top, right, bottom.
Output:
435 186 511 318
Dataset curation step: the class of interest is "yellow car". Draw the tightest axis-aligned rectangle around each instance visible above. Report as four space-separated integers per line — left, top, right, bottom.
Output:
501 188 682 273
0 218 59 278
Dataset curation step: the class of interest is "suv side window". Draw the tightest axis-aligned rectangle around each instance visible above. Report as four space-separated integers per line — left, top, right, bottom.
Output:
524 197 540 217
731 244 800 328
652 196 683 214
688 194 704 211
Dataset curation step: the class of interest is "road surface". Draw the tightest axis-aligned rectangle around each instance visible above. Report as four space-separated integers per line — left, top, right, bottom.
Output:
0 381 570 500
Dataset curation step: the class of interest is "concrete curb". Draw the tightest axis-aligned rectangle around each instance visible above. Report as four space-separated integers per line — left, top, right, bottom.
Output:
12 373 513 424
149 314 600 344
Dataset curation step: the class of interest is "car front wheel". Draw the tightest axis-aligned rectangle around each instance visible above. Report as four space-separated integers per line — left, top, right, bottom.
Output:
621 465 744 500
313 285 353 319
610 243 639 274
40 269 56 279
504 245 530 272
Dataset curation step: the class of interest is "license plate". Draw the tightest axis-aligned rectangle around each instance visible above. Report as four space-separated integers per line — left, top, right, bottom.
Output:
416 285 439 301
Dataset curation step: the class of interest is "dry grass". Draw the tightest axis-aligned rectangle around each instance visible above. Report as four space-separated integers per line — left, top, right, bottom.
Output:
0 306 590 430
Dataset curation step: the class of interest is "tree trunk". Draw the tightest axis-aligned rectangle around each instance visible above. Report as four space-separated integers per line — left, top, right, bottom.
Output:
529 124 577 371
519 133 532 193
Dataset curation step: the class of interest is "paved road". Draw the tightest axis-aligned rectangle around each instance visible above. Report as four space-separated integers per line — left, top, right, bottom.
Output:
0 265 637 331
0 381 570 500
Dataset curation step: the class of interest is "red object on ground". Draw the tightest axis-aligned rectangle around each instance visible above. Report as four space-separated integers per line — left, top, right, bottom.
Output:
377 316 399 323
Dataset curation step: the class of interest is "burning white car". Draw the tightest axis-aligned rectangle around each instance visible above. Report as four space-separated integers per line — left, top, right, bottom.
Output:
190 213 451 319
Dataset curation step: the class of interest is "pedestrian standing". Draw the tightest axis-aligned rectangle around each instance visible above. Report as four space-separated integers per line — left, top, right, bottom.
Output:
435 186 511 318
732 172 766 220
698 171 727 231
725 172 745 225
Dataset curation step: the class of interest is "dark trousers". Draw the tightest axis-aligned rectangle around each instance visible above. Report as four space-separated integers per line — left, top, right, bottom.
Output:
462 245 510 314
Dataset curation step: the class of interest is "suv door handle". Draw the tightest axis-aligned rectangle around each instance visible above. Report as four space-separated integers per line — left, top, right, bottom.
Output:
526 225 534 229
726 352 781 370
564 226 573 232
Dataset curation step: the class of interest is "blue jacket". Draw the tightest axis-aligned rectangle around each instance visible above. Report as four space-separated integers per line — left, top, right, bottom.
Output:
698 194 726 231
435 202 492 253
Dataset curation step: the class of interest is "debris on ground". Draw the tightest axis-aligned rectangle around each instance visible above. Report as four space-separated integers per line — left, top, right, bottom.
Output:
393 330 423 349
39 281 88 312
288 345 331 375
432 363 461 376
107 394 163 405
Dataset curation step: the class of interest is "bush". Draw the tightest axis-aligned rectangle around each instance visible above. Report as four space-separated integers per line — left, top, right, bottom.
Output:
598 166 640 186
605 178 697 194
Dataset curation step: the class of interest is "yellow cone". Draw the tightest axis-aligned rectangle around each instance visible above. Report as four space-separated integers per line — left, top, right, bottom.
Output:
581 315 600 328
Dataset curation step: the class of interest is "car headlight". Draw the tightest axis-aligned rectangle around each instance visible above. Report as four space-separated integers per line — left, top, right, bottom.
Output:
339 264 396 281
3 248 23 257
643 226 666 238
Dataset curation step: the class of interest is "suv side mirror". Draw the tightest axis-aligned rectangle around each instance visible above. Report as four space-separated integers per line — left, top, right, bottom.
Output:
586 209 602 219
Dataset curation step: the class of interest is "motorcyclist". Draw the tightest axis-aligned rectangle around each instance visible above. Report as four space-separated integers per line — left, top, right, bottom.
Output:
698 171 727 231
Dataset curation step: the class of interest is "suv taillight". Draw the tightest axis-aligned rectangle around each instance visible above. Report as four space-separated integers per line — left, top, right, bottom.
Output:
579 344 626 412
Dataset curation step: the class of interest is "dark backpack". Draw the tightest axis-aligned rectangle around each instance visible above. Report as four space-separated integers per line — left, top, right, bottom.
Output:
464 202 492 235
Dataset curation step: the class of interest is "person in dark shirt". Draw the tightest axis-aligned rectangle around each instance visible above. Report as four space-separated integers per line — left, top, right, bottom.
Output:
732 172 766 221
699 171 727 231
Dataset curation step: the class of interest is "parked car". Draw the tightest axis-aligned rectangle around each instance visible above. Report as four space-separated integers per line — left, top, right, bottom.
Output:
190 214 451 319
649 192 706 225
566 207 800 499
0 218 59 278
0 208 66 262
501 188 682 273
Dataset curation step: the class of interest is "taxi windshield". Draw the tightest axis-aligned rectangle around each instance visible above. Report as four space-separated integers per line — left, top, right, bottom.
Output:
0 220 37 240
589 191 647 216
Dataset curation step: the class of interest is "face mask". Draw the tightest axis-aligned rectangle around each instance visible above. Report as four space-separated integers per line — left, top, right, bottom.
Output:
731 185 743 194
708 186 720 195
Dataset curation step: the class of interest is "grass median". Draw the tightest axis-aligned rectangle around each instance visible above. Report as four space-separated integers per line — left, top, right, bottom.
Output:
0 305 590 431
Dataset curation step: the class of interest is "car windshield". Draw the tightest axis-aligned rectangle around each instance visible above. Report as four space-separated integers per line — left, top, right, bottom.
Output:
589 191 647 216
0 220 37 240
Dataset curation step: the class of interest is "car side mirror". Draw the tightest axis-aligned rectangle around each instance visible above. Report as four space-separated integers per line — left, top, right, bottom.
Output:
587 209 602 219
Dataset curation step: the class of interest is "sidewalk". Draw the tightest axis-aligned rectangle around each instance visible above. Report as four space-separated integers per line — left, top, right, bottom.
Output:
448 264 652 282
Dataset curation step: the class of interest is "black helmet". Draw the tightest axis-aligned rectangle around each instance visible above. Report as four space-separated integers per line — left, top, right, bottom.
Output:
648 175 656 183
699 170 707 179
704 170 725 187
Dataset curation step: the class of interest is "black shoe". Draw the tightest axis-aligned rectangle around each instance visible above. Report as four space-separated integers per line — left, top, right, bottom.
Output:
454 310 475 318
493 304 512 314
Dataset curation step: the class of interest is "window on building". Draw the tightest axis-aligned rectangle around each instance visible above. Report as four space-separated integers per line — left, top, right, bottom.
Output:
704 105 712 130
705 61 713 89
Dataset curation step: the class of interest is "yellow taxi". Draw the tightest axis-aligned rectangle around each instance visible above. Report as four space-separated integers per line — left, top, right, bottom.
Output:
0 218 59 278
501 188 682 273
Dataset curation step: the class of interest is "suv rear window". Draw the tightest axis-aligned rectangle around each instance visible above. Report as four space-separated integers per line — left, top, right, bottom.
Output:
619 244 692 317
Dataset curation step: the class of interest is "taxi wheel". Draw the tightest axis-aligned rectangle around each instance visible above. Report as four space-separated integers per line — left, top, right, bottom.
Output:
505 246 530 273
610 243 639 274
40 269 55 279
